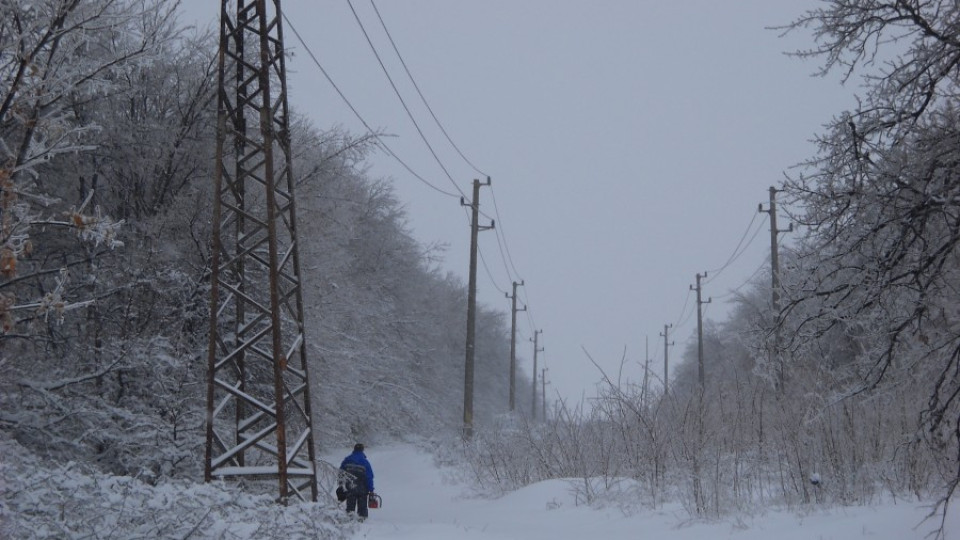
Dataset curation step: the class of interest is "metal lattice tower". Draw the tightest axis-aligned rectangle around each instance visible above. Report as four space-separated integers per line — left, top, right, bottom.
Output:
205 0 317 503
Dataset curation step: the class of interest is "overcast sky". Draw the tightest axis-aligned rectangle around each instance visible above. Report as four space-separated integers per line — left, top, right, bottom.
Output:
182 1 854 405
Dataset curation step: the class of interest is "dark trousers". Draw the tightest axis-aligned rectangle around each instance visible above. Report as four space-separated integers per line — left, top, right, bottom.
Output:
345 491 368 518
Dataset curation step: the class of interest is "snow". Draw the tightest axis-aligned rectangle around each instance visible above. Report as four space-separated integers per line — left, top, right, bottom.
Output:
4 434 958 539
0 435 349 540
342 444 960 540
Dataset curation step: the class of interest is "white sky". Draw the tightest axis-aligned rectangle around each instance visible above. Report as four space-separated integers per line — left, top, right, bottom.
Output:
180 1 855 405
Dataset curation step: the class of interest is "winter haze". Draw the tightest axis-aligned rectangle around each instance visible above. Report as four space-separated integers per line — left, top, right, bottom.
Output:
3 1 960 539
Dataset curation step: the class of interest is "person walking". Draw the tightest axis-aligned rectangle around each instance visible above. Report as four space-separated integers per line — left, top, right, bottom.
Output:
339 443 375 520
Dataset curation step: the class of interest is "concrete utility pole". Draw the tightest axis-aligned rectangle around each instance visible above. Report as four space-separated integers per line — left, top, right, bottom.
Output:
530 329 543 419
691 272 711 388
461 178 493 438
642 335 650 405
541 367 547 420
660 324 674 397
506 280 525 411
759 186 792 392
206 0 317 504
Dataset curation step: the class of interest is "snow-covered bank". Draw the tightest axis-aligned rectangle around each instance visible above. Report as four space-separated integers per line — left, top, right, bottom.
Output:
3 436 956 539
0 435 351 539
347 444 959 540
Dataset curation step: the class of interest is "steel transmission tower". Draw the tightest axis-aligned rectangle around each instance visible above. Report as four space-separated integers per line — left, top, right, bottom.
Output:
205 0 318 503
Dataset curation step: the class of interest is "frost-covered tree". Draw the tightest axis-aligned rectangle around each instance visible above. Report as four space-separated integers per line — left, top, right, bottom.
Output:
0 0 217 478
0 0 179 332
0 2 532 503
779 0 960 508
294 124 524 445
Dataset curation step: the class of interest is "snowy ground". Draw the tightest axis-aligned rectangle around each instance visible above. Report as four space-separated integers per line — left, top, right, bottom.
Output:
338 445 960 540
4 434 957 539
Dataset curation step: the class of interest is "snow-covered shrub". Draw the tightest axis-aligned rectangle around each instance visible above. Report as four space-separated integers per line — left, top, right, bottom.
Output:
0 434 351 539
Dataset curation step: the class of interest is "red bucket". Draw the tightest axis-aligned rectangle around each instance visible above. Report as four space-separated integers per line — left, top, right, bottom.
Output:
368 493 382 509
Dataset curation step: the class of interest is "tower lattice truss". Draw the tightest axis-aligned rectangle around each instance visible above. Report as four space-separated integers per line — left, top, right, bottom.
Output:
205 0 317 503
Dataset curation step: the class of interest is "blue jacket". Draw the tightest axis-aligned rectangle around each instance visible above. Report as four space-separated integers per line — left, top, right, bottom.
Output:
340 450 374 492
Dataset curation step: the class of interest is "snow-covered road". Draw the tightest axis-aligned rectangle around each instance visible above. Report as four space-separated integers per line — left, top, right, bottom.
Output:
331 444 958 540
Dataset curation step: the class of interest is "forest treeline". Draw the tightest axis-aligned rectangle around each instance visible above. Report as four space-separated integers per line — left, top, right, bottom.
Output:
0 0 526 484
1 0 958 529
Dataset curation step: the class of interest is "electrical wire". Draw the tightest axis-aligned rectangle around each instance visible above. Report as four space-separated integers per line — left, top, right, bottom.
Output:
676 298 697 330
358 1 530 307
477 244 508 295
346 0 467 199
284 8 547 365
671 288 693 331
490 227 517 287
291 7 542 341
287 6 783 368
283 13 460 199
523 301 538 338
711 259 768 301
369 0 488 178
489 186 525 282
704 211 768 284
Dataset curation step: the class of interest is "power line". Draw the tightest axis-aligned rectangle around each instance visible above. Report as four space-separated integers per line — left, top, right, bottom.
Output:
705 211 768 283
283 14 460 198
290 9 535 341
677 302 696 332
712 259 768 301
491 228 516 286
672 288 693 330
352 1 527 299
523 302 538 339
369 0 488 178
673 213 767 331
672 204 771 334
517 284 538 338
477 244 508 296
489 186 525 282
351 0 529 301
346 0 467 199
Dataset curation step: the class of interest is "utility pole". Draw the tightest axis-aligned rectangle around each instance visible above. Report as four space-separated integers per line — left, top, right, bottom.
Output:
541 367 547 421
660 324 674 397
690 272 711 388
530 329 543 420
461 177 493 438
206 0 317 503
759 186 792 392
690 275 710 516
506 280 525 412
642 335 650 405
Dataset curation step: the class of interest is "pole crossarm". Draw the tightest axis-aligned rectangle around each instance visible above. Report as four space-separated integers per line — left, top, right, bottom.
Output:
206 0 318 504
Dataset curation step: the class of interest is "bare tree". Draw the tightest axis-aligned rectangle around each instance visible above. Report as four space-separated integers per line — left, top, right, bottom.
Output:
0 0 176 333
779 0 960 520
